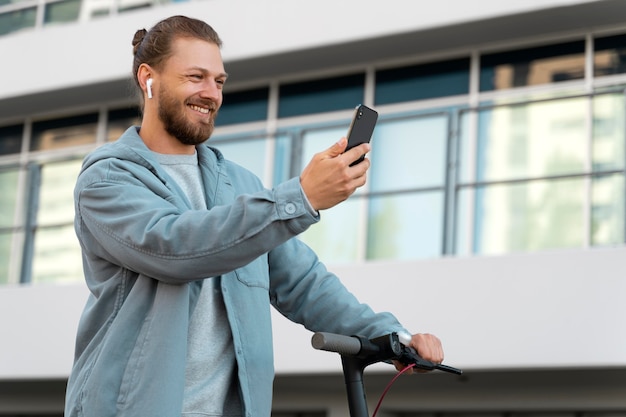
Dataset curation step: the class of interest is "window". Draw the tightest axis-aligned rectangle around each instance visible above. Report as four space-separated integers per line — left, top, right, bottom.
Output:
27 159 84 283
219 87 269 126
375 58 470 105
594 33 626 77
278 74 365 118
43 0 80 25
0 167 21 284
211 134 271 186
0 124 23 155
297 124 364 264
366 114 449 260
296 113 450 263
107 106 142 142
480 41 586 91
31 113 98 151
0 6 36 36
456 91 626 255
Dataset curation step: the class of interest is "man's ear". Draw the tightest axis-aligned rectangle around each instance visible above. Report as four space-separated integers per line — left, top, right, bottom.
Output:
137 64 154 99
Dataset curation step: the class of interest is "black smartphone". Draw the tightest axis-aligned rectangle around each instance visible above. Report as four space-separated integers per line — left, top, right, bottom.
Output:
345 104 378 166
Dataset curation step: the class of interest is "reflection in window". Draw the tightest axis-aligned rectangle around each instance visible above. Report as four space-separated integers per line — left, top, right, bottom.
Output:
0 231 13 284
31 113 98 151
369 115 448 192
480 41 585 91
0 168 20 284
44 0 80 25
592 173 625 247
31 223 83 283
219 88 269 126
375 58 470 105
212 136 269 186
107 107 141 142
457 177 585 256
278 73 365 118
462 97 587 183
298 124 363 263
30 159 83 284
36 159 82 226
299 197 363 264
593 93 625 172
0 124 23 156
594 33 626 77
0 6 36 36
367 191 443 260
0 168 19 228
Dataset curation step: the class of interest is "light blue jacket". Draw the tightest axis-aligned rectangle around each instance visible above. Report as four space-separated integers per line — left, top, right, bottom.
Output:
65 127 407 417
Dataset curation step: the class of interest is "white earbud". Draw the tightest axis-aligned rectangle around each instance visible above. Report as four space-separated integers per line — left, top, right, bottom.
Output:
146 78 153 99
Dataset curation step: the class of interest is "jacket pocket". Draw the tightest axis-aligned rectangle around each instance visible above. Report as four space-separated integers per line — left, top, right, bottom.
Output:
234 255 269 289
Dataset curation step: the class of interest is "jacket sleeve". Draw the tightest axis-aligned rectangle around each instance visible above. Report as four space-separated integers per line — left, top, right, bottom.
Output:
268 237 407 339
74 158 318 283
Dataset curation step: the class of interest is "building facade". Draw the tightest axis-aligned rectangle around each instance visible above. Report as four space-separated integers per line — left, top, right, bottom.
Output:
1 0 625 415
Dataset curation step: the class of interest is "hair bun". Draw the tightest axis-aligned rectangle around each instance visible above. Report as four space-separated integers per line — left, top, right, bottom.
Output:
132 29 148 55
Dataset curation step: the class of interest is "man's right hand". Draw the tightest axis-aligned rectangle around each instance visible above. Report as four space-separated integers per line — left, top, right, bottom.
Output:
299 137 371 211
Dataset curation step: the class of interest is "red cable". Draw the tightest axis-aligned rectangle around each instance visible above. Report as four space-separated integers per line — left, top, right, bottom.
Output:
371 363 416 417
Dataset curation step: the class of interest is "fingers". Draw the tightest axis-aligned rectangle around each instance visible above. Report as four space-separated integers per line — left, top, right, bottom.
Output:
412 333 444 364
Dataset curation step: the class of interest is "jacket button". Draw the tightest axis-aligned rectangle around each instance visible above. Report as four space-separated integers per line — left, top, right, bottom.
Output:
285 202 296 214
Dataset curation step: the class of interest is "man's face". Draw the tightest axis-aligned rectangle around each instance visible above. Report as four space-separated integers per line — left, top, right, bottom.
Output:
157 37 227 146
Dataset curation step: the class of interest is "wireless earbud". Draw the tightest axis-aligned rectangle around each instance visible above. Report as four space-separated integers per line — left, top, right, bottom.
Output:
146 78 153 99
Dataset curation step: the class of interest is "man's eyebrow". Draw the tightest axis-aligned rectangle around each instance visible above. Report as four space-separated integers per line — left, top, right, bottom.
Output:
188 66 229 79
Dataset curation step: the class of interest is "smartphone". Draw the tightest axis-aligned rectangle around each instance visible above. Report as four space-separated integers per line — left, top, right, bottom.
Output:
345 104 378 166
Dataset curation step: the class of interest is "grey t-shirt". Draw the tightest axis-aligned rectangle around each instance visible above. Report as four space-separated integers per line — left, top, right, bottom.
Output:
154 151 242 416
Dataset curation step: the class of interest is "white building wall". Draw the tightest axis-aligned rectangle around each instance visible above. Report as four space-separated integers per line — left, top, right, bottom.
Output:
2 247 625 379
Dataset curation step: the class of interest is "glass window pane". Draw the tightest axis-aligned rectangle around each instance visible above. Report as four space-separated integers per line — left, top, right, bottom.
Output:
370 114 448 192
0 6 36 36
212 137 268 186
375 58 470 105
367 191 443 261
31 113 98 151
31 224 83 284
298 197 362 264
0 167 20 227
593 93 625 171
300 124 368 194
44 0 80 24
594 33 626 77
591 173 624 247
273 133 292 186
457 177 585 255
480 41 585 91
463 97 587 183
0 124 23 155
278 73 365 118
107 106 141 142
218 87 269 126
36 159 83 226
0 231 14 284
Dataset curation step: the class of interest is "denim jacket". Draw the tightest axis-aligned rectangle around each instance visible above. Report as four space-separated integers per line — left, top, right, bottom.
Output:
65 127 407 417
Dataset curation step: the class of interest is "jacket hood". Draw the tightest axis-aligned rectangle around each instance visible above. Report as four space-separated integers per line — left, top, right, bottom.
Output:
80 126 224 178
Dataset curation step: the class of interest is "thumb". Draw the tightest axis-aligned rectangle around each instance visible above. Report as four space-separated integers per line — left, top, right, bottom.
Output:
327 137 347 157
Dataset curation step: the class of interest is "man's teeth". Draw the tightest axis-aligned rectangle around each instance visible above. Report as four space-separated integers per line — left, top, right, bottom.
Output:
189 104 210 114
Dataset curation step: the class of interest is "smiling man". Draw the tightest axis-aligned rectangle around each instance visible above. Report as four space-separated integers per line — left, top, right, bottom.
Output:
64 15 444 417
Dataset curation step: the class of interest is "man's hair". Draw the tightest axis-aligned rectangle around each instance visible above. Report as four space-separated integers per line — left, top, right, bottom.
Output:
131 15 222 89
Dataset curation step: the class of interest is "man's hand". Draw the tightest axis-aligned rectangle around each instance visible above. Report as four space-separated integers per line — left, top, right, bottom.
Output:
300 137 371 211
393 333 444 374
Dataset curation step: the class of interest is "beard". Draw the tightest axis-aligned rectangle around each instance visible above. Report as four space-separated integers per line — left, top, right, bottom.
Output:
157 85 218 146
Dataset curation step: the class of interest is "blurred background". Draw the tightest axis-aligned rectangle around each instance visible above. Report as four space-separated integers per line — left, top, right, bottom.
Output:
0 0 625 415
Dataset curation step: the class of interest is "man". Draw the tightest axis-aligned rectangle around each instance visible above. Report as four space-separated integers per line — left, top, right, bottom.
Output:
65 15 444 417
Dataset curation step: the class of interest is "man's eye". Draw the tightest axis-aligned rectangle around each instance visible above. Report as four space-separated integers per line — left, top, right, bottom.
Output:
190 74 203 80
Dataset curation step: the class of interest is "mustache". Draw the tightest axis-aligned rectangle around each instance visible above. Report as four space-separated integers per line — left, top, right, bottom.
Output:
185 98 218 112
